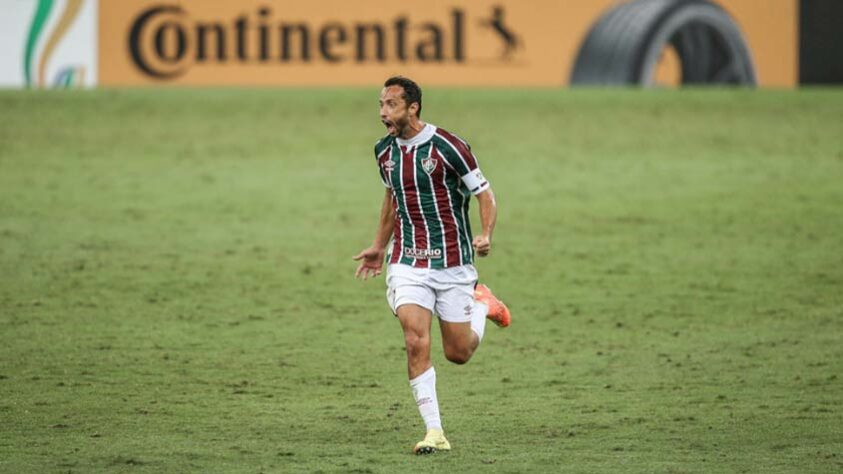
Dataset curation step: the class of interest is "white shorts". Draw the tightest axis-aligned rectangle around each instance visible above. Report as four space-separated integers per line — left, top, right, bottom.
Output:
386 263 478 323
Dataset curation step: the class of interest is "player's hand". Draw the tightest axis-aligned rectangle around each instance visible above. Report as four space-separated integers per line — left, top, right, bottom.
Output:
353 246 385 280
472 235 491 257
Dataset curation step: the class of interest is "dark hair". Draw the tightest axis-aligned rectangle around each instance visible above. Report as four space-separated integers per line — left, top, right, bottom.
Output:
384 76 422 118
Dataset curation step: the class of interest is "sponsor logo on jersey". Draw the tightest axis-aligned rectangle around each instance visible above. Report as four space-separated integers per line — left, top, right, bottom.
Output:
383 157 396 174
421 156 437 174
404 247 443 259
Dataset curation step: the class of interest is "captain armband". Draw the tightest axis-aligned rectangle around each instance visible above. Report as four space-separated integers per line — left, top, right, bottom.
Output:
460 168 490 195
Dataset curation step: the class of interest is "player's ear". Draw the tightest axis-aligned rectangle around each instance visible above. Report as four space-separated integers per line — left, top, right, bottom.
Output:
409 102 419 117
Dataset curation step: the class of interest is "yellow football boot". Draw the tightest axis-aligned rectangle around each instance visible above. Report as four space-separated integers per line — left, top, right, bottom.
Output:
413 429 451 455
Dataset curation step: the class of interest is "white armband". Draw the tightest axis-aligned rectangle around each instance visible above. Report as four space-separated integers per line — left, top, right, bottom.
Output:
461 168 490 195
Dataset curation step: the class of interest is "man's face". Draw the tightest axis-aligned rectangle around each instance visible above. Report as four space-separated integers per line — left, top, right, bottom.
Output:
379 85 415 137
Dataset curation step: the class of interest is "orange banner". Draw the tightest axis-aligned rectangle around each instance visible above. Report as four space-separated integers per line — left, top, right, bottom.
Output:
98 0 797 87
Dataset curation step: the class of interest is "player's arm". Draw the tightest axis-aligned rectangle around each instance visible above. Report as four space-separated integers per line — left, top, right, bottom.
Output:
473 188 497 257
372 188 395 251
353 188 395 279
437 130 496 256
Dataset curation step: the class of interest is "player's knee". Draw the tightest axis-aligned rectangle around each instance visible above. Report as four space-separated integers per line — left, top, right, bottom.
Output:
404 333 429 359
444 345 472 365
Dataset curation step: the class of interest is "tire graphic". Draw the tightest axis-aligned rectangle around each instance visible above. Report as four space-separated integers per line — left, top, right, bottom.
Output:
570 0 756 86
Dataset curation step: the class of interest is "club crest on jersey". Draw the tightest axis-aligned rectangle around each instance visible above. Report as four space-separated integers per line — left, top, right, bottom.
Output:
421 157 437 174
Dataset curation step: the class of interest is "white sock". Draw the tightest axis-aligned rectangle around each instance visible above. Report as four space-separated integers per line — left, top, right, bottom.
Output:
470 302 489 342
409 366 441 431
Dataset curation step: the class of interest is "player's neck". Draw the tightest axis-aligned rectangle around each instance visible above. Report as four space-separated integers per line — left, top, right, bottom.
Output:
400 119 426 140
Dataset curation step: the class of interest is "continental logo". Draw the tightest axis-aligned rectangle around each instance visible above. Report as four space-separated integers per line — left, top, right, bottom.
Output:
127 5 522 79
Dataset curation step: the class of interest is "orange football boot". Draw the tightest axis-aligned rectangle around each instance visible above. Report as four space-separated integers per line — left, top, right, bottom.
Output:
474 283 511 328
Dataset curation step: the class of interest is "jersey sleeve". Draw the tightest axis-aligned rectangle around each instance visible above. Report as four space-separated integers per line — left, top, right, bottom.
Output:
436 130 490 195
374 141 392 188
460 168 489 195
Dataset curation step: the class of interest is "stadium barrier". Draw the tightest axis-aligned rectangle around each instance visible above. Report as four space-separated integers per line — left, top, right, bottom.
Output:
2 0 838 89
571 0 756 87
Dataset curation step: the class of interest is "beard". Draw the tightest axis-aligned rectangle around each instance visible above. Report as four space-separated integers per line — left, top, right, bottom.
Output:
383 115 410 137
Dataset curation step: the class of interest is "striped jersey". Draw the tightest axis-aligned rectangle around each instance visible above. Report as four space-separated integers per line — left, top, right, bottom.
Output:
374 123 490 269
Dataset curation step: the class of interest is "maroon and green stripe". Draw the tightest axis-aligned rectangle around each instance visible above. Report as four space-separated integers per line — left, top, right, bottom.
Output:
428 146 463 267
375 126 481 268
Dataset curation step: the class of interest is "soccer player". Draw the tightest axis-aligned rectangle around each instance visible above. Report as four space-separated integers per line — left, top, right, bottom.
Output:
353 76 511 454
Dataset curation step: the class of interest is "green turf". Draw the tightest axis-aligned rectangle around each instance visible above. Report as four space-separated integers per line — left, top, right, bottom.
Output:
0 87 841 473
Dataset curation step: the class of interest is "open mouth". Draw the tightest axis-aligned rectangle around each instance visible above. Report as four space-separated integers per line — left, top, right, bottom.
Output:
382 119 397 135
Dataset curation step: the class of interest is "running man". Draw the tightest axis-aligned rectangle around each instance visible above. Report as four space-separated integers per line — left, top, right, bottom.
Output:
353 76 511 455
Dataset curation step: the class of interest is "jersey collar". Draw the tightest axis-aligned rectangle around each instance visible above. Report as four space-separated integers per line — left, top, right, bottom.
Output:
396 123 436 148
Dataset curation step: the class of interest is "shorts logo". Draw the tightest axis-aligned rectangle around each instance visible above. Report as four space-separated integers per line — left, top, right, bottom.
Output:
404 247 443 259
421 157 437 174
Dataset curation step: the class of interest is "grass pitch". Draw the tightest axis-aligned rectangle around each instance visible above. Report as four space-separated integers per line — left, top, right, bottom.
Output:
0 88 841 473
